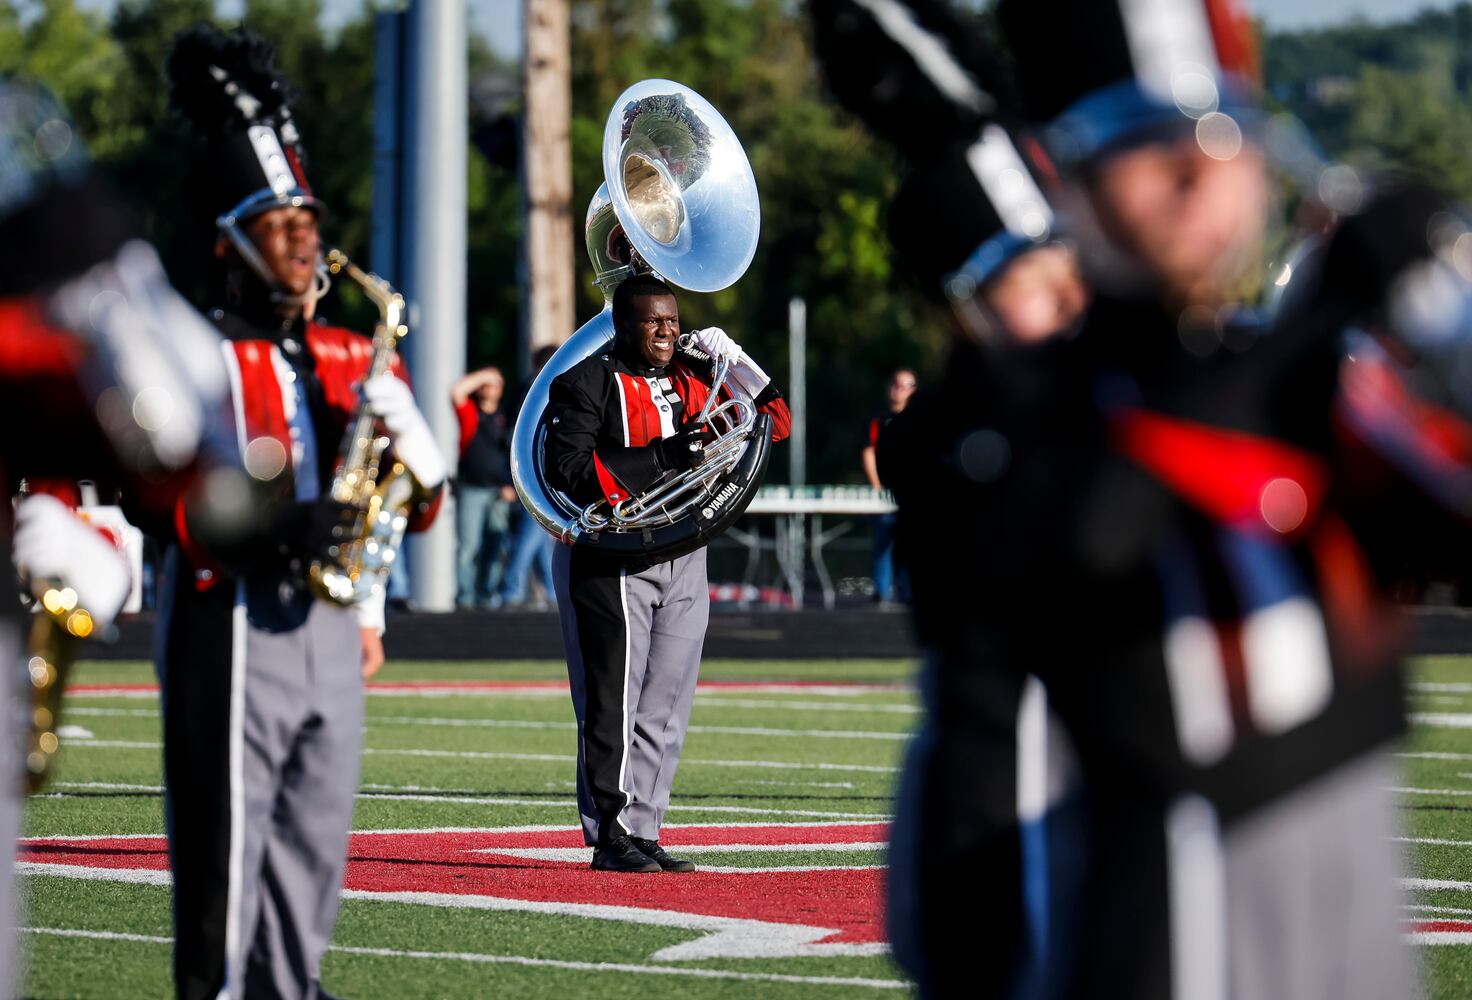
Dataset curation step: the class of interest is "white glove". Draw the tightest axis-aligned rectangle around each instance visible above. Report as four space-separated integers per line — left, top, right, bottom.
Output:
355 585 386 635
692 327 772 399
692 327 741 360
362 373 447 489
12 495 131 628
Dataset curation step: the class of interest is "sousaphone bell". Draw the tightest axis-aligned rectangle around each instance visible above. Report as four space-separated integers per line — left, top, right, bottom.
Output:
511 80 771 560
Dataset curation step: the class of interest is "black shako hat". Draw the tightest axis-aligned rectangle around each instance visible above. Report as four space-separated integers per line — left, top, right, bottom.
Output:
889 124 1057 299
810 0 1006 153
167 24 322 228
0 78 138 296
996 0 1261 169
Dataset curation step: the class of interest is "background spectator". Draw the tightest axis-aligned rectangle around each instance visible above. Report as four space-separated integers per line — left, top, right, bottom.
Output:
863 368 915 606
499 346 558 610
451 366 516 608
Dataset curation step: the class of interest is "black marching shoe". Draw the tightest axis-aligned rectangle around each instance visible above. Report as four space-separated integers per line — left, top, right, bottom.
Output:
591 834 662 873
631 837 697 873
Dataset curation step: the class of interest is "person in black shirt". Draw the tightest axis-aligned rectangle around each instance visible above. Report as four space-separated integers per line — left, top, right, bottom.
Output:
451 366 515 607
862 369 915 605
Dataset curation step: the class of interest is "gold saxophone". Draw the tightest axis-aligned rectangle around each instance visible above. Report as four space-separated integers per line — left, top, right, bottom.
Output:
308 249 419 606
24 581 92 792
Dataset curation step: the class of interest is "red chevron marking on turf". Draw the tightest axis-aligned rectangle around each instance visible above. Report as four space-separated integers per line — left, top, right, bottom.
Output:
18 824 887 946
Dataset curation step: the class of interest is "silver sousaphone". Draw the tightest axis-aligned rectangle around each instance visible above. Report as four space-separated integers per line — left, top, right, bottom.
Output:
511 79 770 559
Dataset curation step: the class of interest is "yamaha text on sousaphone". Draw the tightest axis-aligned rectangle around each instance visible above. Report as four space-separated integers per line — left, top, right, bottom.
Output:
511 79 772 560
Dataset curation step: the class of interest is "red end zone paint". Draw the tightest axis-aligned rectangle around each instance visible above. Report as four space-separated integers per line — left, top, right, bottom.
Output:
1408 920 1472 933
20 823 887 948
68 680 910 696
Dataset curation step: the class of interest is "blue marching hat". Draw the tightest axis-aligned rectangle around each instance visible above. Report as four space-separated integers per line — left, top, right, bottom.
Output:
996 0 1263 169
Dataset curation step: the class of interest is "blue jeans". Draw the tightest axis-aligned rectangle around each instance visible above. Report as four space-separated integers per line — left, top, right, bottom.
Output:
872 512 909 601
499 504 557 606
455 484 512 606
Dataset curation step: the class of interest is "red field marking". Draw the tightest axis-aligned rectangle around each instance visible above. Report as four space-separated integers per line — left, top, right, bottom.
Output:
1408 920 1472 933
19 823 889 957
68 684 160 695
69 680 909 697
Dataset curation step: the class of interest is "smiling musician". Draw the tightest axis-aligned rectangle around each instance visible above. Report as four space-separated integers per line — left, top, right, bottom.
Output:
544 273 790 873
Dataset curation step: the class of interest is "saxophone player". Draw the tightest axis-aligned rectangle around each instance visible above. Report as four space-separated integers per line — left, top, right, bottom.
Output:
160 26 445 1000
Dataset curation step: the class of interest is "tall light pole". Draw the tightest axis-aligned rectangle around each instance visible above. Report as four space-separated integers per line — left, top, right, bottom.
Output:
402 0 467 611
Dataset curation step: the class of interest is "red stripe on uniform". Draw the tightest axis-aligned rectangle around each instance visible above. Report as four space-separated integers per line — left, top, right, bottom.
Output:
1112 409 1327 538
617 373 656 447
592 451 628 506
230 341 293 458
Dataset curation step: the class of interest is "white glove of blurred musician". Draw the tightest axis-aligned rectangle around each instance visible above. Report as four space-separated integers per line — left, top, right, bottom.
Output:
362 373 447 490
13 495 131 628
690 327 773 401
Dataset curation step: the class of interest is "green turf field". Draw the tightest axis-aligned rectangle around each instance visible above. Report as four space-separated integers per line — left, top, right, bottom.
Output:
14 655 1472 997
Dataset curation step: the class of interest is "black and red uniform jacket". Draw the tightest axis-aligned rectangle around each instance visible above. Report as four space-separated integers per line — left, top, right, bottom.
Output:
175 304 444 591
544 336 791 512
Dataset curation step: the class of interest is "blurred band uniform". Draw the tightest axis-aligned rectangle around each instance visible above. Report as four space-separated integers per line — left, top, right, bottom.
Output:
811 1 1089 995
160 26 445 1000
0 79 235 991
877 0 1466 996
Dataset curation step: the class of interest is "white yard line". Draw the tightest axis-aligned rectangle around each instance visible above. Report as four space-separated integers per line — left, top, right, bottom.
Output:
1395 836 1472 848
1412 683 1472 694
1405 905 1472 916
37 782 889 820
1389 787 1472 798
57 708 914 740
695 698 918 715
18 927 906 989
57 740 161 750
56 740 903 774
1410 714 1472 729
1397 752 1472 762
1404 878 1472 892
367 715 911 741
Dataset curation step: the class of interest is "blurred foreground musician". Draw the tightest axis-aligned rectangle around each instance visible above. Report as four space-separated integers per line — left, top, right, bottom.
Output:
811 2 1091 993
162 26 445 999
884 134 1090 998
882 0 1472 994
0 77 237 990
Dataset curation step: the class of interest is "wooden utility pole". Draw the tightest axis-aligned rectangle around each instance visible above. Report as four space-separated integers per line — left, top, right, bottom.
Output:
522 0 575 361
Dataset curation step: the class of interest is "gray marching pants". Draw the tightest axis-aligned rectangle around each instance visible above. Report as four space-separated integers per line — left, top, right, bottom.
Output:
553 545 709 845
158 563 364 1000
0 618 23 997
1158 750 1415 1000
236 598 364 998
1219 752 1414 1000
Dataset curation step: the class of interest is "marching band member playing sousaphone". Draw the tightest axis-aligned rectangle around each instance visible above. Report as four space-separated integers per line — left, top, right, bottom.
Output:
546 275 790 872
162 26 444 1000
516 81 789 873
